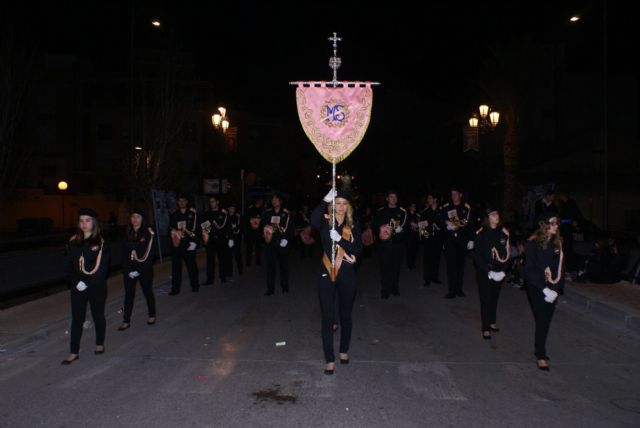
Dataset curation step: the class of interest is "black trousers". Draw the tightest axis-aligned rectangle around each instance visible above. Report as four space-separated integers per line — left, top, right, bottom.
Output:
422 237 442 282
527 286 556 359
444 238 467 294
265 244 289 292
205 239 228 282
228 238 244 276
406 235 419 269
245 232 262 266
379 242 404 296
318 267 357 363
476 271 502 332
123 268 156 324
171 245 199 292
69 282 107 354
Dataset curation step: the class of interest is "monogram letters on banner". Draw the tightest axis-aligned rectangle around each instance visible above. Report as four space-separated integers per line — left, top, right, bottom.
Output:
296 83 373 163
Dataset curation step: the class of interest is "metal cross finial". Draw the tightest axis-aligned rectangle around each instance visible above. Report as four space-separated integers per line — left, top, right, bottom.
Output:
328 32 342 84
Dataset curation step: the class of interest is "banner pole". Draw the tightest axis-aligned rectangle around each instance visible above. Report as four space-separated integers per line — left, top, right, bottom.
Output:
331 160 336 270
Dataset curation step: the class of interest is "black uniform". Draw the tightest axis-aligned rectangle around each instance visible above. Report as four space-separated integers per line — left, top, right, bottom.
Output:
245 204 264 266
201 208 230 284
373 205 407 298
311 202 362 363
121 227 156 324
66 237 110 354
441 202 473 297
227 212 244 277
261 207 294 294
169 208 200 293
405 210 420 270
419 205 443 285
473 226 509 332
525 238 564 360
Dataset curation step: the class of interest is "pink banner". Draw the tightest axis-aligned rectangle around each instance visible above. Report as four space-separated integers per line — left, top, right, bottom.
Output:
296 83 373 163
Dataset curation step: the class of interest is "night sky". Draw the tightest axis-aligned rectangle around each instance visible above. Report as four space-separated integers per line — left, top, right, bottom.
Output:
7 0 637 201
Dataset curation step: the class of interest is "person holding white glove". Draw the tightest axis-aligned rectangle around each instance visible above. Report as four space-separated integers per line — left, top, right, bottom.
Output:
441 186 473 299
473 207 509 339
168 194 200 295
261 192 293 296
311 188 363 375
62 208 110 365
201 195 229 286
118 209 156 332
524 211 564 371
225 203 245 280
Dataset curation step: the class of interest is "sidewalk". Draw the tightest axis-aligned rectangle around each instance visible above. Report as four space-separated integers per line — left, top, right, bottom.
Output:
565 278 640 334
0 250 207 353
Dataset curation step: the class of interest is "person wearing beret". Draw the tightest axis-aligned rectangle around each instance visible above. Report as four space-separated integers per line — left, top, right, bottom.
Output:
441 186 474 299
311 188 362 375
525 211 565 371
168 194 200 295
201 195 230 286
419 192 443 287
372 190 407 299
260 193 294 296
118 208 157 331
473 207 510 339
61 208 110 365
226 203 244 279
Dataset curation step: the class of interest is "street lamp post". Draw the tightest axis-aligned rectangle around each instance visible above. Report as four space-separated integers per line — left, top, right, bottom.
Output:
58 181 68 230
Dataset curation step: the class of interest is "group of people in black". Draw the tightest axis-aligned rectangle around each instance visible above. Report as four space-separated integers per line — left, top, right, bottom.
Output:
62 185 566 373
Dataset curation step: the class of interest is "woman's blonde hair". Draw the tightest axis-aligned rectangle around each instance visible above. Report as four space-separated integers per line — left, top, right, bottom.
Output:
530 220 562 251
327 198 354 229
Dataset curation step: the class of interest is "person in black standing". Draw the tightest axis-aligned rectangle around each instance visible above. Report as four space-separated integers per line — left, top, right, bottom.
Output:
525 212 564 371
201 195 229 286
118 209 156 331
61 208 110 365
534 190 555 223
261 193 294 295
441 186 473 298
245 198 264 267
373 190 407 299
473 208 510 339
420 193 443 287
405 202 420 270
226 203 244 279
311 188 362 375
169 194 199 295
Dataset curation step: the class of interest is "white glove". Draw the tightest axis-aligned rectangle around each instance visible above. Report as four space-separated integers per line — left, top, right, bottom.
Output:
395 226 403 234
543 287 558 303
76 281 88 291
323 188 337 202
187 242 197 251
329 229 342 242
228 239 235 248
128 271 140 279
280 239 288 248
467 241 474 250
488 271 505 282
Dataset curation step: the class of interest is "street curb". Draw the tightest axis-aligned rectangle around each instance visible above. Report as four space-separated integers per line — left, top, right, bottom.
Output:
565 288 640 335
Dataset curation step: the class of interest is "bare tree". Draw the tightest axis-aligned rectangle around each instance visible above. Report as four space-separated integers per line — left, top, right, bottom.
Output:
0 17 32 203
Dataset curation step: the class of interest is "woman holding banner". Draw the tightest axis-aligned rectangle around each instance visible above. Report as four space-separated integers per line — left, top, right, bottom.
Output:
311 188 362 375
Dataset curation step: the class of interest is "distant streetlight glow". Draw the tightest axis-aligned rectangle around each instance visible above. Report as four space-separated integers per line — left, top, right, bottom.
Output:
212 114 222 127
570 16 580 22
58 181 68 191
151 19 161 27
221 119 230 132
469 116 479 128
479 104 489 119
489 111 500 127
134 146 143 151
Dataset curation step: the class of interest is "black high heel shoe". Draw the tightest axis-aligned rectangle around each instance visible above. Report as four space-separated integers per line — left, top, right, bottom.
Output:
482 331 492 340
61 355 79 365
490 325 500 332
536 360 550 371
94 347 105 355
324 363 335 375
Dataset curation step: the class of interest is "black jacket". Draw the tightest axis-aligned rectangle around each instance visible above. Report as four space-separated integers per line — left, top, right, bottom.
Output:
524 239 564 292
473 226 510 274
121 228 155 273
67 237 110 287
373 206 408 244
311 203 362 262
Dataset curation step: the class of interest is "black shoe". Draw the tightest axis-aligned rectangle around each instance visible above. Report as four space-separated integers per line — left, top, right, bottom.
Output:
423 281 431 287
339 357 350 365
117 323 130 331
381 294 390 299
324 363 335 375
433 279 442 284
168 291 180 296
444 293 456 299
264 291 274 296
482 332 492 340
490 326 500 332
201 282 213 286
536 360 550 371
94 347 105 355
147 317 156 325
192 289 199 293
61 355 79 365
457 291 466 297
